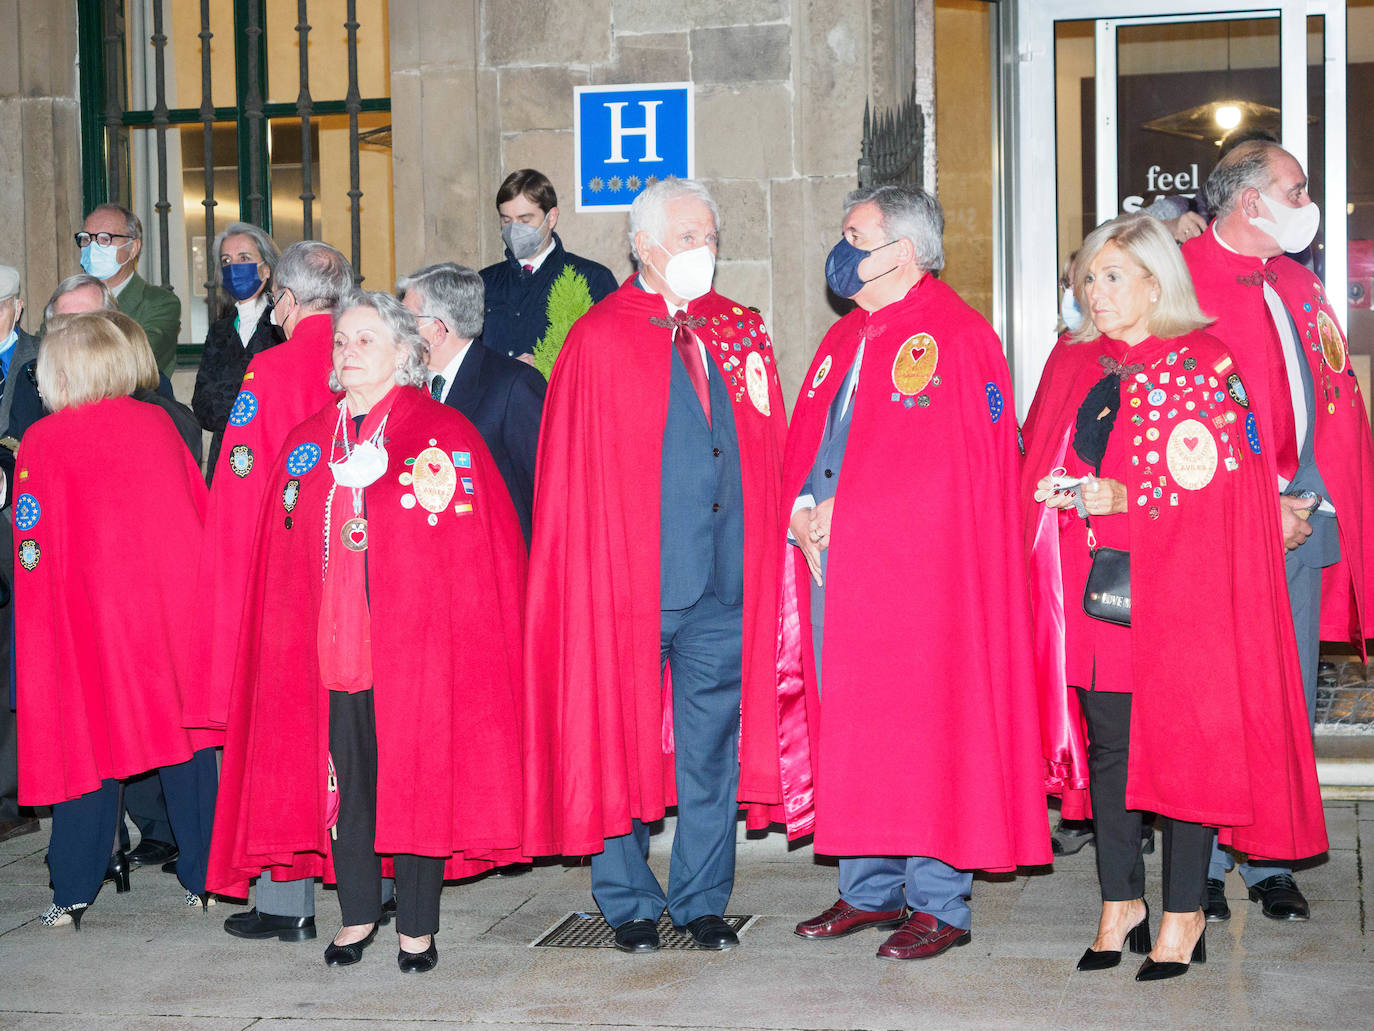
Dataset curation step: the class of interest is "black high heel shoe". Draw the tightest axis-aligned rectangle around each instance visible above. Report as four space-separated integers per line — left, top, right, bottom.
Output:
41 903 89 931
105 850 131 894
1135 925 1206 981
1077 902 1151 971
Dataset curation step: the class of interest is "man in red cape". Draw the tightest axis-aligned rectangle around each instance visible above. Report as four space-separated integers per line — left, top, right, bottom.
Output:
187 240 351 942
1181 140 1374 922
522 178 787 953
780 186 1049 961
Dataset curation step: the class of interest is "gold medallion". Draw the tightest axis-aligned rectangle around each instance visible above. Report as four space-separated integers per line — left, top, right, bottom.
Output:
1317 310 1346 373
890 333 939 397
411 446 458 514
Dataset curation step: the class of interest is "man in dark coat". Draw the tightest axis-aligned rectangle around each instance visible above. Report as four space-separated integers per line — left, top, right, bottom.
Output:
399 262 545 543
478 169 618 363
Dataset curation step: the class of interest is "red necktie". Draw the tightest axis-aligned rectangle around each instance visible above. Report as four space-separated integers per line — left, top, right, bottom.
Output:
522 263 534 273
672 311 710 427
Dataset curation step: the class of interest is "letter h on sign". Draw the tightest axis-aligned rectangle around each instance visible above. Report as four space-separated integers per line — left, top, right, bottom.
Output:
574 83 693 212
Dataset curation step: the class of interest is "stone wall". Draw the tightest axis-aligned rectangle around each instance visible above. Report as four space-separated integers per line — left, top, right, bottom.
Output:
392 0 911 404
0 0 83 331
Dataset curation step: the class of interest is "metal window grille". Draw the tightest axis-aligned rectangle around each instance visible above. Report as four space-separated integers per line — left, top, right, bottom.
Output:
76 0 392 359
857 85 926 191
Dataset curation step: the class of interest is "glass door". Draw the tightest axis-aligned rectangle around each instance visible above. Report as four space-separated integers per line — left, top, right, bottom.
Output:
1011 0 1346 415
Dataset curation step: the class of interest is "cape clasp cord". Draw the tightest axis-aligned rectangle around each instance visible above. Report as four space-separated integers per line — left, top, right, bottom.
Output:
1097 355 1145 377
648 314 707 329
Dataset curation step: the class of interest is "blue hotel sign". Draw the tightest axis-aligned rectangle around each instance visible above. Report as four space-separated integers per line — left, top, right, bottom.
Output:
574 83 694 212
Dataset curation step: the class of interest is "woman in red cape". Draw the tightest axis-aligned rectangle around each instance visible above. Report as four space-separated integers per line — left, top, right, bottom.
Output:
15 313 218 928
207 292 529 974
1023 215 1326 981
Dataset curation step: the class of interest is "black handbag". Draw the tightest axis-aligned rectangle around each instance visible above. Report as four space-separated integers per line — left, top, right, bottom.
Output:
1083 538 1130 626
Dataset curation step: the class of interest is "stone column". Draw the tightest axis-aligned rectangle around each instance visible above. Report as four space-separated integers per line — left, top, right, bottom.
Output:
0 0 83 323
389 0 499 277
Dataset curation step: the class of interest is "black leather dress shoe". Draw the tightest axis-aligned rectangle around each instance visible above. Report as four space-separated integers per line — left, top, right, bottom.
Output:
223 907 318 941
613 918 660 953
324 924 377 967
397 939 439 973
1203 878 1231 922
0 816 40 842
1248 873 1310 920
675 914 738 951
127 839 178 868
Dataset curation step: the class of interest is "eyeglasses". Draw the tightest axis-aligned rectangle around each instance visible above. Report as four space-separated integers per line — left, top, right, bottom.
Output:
74 232 134 248
416 314 448 334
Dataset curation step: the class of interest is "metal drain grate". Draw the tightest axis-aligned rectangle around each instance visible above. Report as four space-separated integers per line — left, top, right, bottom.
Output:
531 912 756 949
1317 660 1374 730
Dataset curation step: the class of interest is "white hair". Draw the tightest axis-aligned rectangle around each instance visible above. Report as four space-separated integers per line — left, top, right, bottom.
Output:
627 177 720 266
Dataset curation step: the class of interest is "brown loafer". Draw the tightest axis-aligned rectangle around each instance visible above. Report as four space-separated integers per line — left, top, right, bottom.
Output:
876 911 971 960
794 898 907 939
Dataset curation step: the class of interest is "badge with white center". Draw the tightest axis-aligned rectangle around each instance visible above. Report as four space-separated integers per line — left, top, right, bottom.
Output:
282 478 300 512
17 539 38 571
811 354 833 390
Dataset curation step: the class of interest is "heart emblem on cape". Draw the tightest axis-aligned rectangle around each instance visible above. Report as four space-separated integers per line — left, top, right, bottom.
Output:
348 527 366 547
428 462 441 474
1182 436 1199 451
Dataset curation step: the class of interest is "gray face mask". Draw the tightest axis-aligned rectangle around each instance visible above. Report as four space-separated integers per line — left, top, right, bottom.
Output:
502 216 547 261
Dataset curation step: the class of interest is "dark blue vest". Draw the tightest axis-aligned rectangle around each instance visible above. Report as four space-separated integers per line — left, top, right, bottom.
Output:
660 346 744 609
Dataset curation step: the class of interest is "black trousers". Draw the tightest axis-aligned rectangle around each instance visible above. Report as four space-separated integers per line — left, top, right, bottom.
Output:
329 690 443 938
1077 689 1213 913
48 747 218 907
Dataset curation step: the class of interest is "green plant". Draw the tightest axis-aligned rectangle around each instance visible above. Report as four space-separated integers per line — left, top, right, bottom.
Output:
533 265 596 378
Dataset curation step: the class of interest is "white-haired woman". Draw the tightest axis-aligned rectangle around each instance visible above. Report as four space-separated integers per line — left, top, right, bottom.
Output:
193 222 286 476
14 312 217 928
208 291 532 974
1022 214 1326 980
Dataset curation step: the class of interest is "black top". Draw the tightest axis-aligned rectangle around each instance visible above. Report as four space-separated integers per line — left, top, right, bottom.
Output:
478 233 618 360
192 304 285 477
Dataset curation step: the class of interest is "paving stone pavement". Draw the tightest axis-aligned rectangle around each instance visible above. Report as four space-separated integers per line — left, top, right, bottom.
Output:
1 803 1370 1031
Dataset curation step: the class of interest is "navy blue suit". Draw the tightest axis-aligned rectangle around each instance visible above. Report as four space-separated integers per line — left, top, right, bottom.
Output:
439 345 546 543
591 343 747 928
478 234 618 359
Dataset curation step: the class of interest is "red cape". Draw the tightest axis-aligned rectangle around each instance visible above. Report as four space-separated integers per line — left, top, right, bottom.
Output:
15 398 212 804
521 279 788 857
1022 331 1327 859
1184 229 1374 652
208 387 530 896
184 313 340 729
775 276 1050 870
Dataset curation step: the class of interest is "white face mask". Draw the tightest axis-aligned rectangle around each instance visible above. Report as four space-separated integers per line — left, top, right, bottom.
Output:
329 440 388 488
1249 191 1321 254
652 239 715 302
1060 288 1084 332
80 241 125 280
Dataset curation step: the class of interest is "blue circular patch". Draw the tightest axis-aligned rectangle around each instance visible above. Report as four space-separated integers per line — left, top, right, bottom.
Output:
286 442 322 476
227 390 258 427
1245 412 1262 454
13 493 39 531
985 382 1004 423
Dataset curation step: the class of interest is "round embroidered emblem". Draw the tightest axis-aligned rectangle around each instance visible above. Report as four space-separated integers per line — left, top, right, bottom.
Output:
17 539 39 571
985 382 1004 423
745 350 770 416
1316 310 1347 373
286 442 322 476
1245 412 1262 455
14 494 40 531
229 445 254 478
1166 418 1217 491
411 446 457 514
891 333 938 397
227 390 258 427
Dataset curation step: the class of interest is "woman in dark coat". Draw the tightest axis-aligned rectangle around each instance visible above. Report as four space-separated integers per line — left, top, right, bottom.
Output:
192 222 285 477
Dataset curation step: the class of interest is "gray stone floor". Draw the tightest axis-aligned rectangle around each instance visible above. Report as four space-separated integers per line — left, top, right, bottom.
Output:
1 803 1370 1031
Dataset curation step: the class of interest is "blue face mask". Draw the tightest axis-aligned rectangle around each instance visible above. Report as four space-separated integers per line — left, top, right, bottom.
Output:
221 262 263 301
824 237 900 298
80 241 124 281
